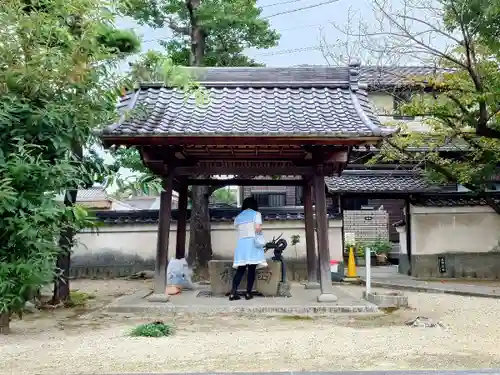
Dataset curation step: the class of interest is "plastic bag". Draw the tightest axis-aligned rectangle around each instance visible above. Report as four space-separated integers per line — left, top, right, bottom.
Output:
166 257 194 291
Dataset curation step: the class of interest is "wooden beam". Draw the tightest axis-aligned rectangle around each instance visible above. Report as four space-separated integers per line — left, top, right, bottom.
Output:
175 179 189 259
101 135 382 147
303 177 318 286
176 165 316 176
150 174 174 301
186 178 305 186
313 167 337 302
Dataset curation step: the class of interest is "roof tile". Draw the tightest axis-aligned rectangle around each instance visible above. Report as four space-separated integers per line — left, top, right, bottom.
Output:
104 65 391 138
325 170 451 193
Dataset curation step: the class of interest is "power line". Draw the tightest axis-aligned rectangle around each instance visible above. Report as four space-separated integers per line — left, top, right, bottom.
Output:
141 23 323 44
254 45 322 56
264 0 341 18
261 0 308 8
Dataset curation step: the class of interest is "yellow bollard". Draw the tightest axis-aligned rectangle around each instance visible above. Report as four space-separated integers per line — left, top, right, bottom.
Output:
344 247 360 282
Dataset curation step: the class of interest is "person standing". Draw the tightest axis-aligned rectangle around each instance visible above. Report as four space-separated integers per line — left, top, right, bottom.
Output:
229 197 267 301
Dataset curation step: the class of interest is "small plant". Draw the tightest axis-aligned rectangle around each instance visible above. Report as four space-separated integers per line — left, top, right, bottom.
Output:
290 234 300 259
130 321 174 338
290 234 300 247
370 238 392 254
280 315 313 321
64 291 96 308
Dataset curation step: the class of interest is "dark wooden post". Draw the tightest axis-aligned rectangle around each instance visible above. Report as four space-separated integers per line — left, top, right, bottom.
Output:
148 173 174 302
313 166 338 302
176 180 189 259
303 177 319 289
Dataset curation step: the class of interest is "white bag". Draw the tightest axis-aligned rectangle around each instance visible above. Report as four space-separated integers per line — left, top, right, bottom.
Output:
166 257 194 290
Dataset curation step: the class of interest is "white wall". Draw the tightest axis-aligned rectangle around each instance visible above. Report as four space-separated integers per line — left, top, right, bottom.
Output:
74 219 344 262
410 205 500 255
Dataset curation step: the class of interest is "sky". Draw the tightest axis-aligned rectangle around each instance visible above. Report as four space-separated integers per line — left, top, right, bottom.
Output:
115 0 382 68
106 0 448 189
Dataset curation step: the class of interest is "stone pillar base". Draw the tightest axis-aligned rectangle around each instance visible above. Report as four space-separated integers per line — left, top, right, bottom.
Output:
277 282 292 297
147 293 170 303
303 281 320 290
317 293 338 302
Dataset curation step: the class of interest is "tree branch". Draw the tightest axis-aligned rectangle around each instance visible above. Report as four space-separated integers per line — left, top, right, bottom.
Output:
384 136 500 215
167 17 189 35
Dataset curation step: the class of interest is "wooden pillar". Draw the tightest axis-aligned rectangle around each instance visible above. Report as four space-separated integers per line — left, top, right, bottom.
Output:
175 180 189 259
303 177 319 289
313 166 338 302
148 173 174 302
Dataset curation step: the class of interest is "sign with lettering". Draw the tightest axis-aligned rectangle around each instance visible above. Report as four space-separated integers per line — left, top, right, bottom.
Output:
257 270 272 283
438 256 446 274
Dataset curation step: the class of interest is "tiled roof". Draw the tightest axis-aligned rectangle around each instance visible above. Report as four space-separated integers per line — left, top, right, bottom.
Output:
325 169 452 194
359 66 446 88
95 207 341 225
409 195 500 207
71 186 107 202
103 64 393 139
293 65 450 88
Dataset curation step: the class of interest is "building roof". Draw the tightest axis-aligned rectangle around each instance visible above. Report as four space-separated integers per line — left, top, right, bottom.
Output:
359 66 444 89
75 186 108 202
95 206 340 225
325 169 452 194
103 63 394 139
409 195 500 207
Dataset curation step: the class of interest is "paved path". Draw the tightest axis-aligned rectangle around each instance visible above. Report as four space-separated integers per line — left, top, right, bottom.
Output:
357 266 500 299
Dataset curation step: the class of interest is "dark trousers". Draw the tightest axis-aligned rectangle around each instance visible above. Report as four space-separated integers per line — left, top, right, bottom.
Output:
231 264 257 294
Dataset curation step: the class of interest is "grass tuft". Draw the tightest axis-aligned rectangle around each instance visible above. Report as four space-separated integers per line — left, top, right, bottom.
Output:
63 291 96 308
130 321 174 337
280 315 314 321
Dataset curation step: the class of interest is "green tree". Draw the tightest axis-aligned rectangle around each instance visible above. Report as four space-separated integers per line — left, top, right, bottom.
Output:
0 0 187 333
0 0 129 332
212 188 237 206
49 11 140 305
114 0 279 277
336 0 500 203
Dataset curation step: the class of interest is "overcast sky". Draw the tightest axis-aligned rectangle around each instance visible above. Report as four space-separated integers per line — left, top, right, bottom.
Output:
106 0 447 188
114 0 386 69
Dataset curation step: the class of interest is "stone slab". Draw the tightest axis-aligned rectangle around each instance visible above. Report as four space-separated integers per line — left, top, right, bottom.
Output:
317 293 338 302
358 265 500 299
146 293 170 303
363 291 408 308
105 283 381 316
303 282 321 290
208 260 282 296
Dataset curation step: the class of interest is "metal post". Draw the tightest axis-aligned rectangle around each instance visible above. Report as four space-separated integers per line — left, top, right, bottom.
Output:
365 247 371 294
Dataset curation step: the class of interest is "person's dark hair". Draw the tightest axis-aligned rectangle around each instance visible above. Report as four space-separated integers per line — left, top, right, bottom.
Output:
241 197 258 212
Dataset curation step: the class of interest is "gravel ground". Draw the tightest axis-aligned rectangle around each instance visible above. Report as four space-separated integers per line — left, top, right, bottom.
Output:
2 280 500 375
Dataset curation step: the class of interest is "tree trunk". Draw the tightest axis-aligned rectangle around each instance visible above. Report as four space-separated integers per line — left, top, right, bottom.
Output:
0 311 10 334
187 185 212 280
185 0 212 280
52 188 78 304
53 143 82 304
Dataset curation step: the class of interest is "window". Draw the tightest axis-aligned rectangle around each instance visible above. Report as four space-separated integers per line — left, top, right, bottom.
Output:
393 89 415 120
342 197 369 211
295 186 304 205
252 192 286 208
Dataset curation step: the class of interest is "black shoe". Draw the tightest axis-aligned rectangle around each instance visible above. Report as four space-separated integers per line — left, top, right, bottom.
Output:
244 292 253 300
229 293 241 301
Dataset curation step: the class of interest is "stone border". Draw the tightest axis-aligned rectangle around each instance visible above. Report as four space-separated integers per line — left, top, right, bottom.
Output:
363 291 409 308
105 289 381 316
363 280 500 299
106 303 380 316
